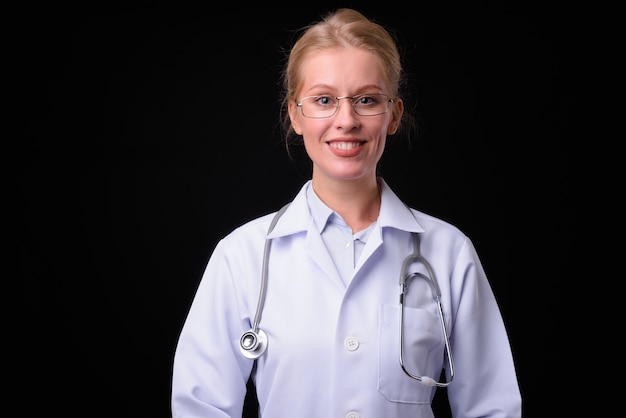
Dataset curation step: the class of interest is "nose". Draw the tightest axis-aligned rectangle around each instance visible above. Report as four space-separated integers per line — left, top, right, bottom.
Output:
334 97 360 125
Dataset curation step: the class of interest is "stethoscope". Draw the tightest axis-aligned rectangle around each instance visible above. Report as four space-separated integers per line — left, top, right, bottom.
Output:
239 203 455 387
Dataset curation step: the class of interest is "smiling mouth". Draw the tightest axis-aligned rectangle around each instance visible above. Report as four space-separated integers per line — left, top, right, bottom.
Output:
328 141 364 150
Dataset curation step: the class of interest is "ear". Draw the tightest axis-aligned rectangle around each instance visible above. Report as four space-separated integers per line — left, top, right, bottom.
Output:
387 98 404 135
288 101 303 135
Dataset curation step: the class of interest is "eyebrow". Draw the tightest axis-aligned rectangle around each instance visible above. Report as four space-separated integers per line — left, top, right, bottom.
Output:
303 84 385 94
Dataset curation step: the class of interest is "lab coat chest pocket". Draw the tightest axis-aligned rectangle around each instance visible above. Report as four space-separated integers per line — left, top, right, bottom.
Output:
378 304 444 404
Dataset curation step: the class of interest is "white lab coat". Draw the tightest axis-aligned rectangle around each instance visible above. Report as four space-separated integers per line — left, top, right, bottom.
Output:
171 179 521 417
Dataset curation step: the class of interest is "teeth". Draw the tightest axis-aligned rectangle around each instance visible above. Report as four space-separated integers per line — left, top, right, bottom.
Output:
330 142 360 150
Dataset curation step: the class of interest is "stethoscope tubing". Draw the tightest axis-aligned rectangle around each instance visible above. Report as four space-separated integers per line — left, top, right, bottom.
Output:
239 204 290 359
399 233 454 387
240 203 455 387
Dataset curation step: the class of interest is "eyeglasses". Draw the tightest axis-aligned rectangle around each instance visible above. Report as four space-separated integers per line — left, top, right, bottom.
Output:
296 93 393 118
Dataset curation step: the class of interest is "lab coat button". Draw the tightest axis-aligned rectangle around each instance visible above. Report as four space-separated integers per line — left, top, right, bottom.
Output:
344 336 359 351
346 412 361 418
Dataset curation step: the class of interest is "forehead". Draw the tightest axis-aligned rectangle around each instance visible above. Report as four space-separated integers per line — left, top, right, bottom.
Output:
298 47 387 94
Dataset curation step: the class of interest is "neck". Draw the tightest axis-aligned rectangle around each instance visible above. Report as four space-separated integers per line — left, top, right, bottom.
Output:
311 177 381 233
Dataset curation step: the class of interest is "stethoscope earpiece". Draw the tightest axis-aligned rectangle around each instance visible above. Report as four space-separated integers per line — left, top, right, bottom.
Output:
239 329 268 359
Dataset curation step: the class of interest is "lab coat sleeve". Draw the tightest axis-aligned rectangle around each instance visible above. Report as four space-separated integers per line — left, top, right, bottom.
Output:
446 238 522 418
171 238 254 418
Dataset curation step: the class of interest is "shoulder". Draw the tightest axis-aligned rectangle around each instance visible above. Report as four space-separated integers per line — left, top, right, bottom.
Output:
409 207 465 237
222 211 276 243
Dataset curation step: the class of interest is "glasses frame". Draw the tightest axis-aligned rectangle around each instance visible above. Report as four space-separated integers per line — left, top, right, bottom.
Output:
296 94 394 119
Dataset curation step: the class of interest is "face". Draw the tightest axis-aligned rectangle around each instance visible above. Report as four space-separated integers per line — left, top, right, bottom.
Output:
288 47 403 184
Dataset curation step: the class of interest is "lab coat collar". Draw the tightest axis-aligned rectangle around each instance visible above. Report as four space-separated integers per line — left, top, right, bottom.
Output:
265 184 310 239
266 178 424 239
377 178 425 233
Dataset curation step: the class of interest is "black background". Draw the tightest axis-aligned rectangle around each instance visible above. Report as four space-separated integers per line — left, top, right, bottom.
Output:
16 1 581 416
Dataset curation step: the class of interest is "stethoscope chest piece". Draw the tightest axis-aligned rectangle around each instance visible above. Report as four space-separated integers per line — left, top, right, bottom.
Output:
239 329 268 359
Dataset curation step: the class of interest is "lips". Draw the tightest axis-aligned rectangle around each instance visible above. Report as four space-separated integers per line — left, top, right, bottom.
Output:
328 141 364 150
326 140 366 157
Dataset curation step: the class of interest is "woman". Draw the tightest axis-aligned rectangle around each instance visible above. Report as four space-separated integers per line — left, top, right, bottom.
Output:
172 8 521 417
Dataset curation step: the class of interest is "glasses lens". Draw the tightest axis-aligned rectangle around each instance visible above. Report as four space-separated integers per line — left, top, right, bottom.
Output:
352 94 390 116
300 96 336 118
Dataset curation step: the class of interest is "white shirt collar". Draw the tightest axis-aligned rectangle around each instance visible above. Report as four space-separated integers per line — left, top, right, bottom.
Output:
266 178 424 239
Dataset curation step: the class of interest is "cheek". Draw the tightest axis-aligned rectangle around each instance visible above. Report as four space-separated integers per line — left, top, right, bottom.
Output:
299 118 330 139
376 136 387 157
376 123 391 144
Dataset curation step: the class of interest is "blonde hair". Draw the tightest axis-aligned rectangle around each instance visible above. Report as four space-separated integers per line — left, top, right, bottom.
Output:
279 8 412 148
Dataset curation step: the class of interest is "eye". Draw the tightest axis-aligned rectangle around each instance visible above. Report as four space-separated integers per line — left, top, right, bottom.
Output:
315 96 336 107
355 95 378 106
